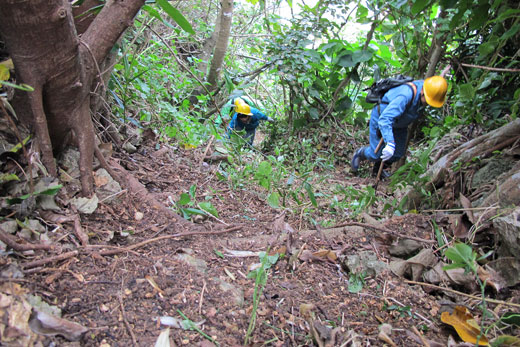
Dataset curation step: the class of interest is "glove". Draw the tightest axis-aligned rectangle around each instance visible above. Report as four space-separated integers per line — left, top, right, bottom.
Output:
381 142 395 161
267 117 275 123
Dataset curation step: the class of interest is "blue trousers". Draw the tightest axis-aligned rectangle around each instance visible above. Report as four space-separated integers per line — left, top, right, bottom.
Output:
363 117 408 164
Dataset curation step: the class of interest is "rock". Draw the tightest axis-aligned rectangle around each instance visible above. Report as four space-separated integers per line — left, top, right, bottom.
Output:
344 251 388 277
94 169 122 204
493 207 520 258
215 278 244 306
388 239 422 257
486 257 520 287
123 142 137 154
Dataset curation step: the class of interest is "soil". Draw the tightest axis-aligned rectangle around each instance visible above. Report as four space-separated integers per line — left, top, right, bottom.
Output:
2 137 519 347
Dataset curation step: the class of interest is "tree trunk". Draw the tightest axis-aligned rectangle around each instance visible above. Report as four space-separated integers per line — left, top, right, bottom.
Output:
0 0 145 196
206 0 233 89
404 118 520 210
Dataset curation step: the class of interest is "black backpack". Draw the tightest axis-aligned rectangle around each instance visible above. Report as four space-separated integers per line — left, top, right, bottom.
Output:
365 75 415 105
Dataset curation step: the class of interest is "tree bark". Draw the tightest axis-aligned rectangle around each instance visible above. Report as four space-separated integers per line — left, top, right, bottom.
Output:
206 0 233 89
404 119 520 210
0 0 145 196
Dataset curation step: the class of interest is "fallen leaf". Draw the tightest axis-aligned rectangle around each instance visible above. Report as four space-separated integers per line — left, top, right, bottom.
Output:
313 250 337 262
28 309 88 341
459 193 475 224
154 328 170 347
269 246 287 257
440 306 489 345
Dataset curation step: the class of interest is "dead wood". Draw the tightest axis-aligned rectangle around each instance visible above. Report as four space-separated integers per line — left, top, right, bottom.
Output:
0 227 54 252
86 226 241 257
21 251 79 269
405 118 520 209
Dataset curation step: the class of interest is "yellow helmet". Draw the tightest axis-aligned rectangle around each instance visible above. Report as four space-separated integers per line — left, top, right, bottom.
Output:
234 98 245 107
235 102 253 116
423 76 448 108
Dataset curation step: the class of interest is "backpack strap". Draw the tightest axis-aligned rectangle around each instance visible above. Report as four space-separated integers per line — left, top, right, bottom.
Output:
405 82 417 108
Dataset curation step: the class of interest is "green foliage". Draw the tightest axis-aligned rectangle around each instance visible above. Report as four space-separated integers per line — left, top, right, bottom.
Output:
245 251 280 345
155 0 195 34
348 272 365 293
7 185 62 205
173 184 218 220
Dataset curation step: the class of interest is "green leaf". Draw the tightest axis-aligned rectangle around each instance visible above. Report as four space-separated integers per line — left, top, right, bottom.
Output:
469 3 490 30
267 192 280 208
178 193 191 206
156 0 195 35
500 312 520 326
256 161 272 176
352 50 372 63
411 0 430 15
0 173 20 185
348 273 364 293
189 184 196 199
214 249 224 258
304 182 317 207
459 83 475 101
444 243 475 269
199 202 218 217
501 24 520 41
337 53 355 68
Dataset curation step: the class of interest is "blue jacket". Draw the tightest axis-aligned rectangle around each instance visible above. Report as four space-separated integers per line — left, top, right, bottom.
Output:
372 80 424 145
227 107 268 132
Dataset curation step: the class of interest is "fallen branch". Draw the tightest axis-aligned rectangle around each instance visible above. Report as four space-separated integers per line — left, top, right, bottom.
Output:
324 222 435 244
22 251 79 269
404 280 520 309
0 228 54 251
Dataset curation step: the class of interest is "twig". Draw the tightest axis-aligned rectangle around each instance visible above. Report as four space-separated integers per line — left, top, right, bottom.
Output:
200 135 215 166
324 222 435 244
404 280 520 309
119 293 138 347
22 251 79 269
460 63 520 73
199 280 206 315
412 326 430 347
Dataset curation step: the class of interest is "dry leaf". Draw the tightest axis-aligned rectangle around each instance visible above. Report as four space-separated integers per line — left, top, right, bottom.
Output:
441 306 489 345
269 246 287 257
449 214 470 239
145 275 164 297
312 249 337 262
29 309 88 341
459 193 475 224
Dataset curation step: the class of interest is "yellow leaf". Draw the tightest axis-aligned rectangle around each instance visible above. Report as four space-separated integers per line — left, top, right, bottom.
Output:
183 143 197 149
440 306 489 345
0 65 9 87
0 58 14 70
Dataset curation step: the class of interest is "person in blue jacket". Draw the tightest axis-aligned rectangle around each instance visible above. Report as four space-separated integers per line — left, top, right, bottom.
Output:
351 76 448 177
227 98 274 146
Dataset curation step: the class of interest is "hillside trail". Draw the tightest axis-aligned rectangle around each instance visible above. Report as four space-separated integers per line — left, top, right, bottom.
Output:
3 133 501 346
